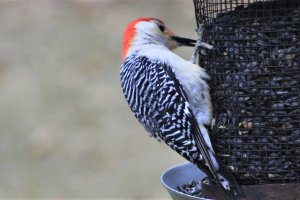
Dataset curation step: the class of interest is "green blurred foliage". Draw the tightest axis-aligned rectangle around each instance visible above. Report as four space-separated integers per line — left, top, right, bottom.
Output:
0 0 196 198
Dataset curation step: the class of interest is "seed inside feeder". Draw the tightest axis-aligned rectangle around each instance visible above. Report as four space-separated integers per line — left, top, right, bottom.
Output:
199 0 300 185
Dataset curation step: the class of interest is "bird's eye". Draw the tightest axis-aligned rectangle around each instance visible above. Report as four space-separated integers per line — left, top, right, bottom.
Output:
158 25 165 32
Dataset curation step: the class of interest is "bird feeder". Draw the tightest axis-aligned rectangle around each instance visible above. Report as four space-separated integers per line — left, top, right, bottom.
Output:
162 0 300 199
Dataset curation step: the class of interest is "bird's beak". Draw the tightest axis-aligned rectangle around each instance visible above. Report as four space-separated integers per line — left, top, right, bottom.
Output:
171 36 196 47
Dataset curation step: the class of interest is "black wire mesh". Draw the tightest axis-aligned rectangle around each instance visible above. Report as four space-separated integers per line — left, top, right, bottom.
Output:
193 0 300 185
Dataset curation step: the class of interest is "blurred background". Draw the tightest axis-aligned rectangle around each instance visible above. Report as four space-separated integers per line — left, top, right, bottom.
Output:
0 0 197 198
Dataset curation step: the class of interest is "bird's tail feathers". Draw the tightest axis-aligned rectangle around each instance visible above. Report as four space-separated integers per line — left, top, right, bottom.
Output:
193 121 245 199
196 124 245 199
216 164 246 200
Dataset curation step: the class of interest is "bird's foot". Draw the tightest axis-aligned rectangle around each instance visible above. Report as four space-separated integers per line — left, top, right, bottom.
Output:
189 26 214 64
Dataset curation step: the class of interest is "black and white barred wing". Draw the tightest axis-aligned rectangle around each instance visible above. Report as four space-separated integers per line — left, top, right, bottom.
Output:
156 63 206 161
155 61 220 179
120 54 162 136
120 54 214 171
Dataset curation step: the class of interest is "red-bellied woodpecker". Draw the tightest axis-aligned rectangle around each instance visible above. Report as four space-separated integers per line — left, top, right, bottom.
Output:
120 18 245 200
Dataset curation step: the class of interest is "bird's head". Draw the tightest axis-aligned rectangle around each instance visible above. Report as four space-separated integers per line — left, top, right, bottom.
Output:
122 18 196 60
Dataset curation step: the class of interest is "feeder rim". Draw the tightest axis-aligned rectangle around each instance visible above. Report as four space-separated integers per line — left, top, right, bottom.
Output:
160 162 213 200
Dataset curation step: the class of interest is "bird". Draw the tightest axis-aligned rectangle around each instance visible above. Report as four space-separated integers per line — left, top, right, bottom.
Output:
120 18 245 200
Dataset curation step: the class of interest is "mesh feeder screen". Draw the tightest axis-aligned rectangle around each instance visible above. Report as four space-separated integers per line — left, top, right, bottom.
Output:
193 0 300 185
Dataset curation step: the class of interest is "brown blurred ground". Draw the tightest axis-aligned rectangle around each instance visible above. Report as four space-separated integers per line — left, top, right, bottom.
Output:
0 0 196 198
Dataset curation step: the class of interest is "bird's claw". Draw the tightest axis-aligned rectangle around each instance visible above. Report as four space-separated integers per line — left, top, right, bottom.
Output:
190 26 214 64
